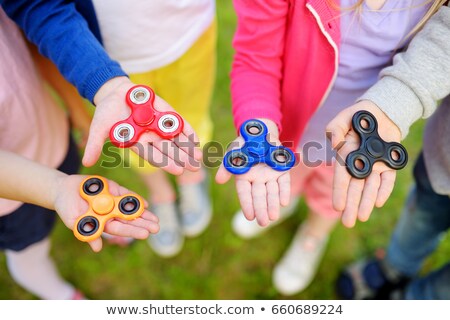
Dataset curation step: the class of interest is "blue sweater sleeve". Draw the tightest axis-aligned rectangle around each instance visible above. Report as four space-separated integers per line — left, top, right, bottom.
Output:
0 0 127 103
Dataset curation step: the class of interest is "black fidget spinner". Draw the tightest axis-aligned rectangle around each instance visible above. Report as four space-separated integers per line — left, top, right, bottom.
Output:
346 111 408 179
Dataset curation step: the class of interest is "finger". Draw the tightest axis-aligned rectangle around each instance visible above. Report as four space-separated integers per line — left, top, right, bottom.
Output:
139 210 159 223
236 179 254 221
358 173 381 222
341 178 365 228
333 151 352 212
82 120 107 167
180 118 201 147
332 132 361 212
215 164 232 184
127 219 160 234
136 124 200 172
376 170 396 207
252 181 269 227
150 137 193 171
325 108 353 149
140 131 192 167
278 173 291 207
87 238 103 253
173 132 203 166
104 220 151 239
266 180 280 221
130 141 184 176
117 213 160 234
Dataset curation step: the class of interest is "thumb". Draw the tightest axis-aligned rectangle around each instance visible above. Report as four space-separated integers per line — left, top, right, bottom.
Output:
215 163 232 184
82 119 108 167
326 108 353 150
88 238 103 252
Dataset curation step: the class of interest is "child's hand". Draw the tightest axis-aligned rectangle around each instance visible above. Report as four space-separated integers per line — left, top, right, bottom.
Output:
326 100 402 228
215 119 291 227
70 108 92 149
53 174 159 252
82 77 202 175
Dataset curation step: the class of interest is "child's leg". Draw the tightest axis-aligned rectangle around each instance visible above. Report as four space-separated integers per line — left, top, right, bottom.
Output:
384 153 450 299
336 153 450 299
120 149 177 205
0 135 81 298
117 149 182 256
130 19 217 239
0 203 74 300
385 153 450 276
140 170 176 204
405 263 450 300
5 238 75 300
300 163 340 240
273 164 340 295
140 169 184 257
149 19 216 187
302 211 338 241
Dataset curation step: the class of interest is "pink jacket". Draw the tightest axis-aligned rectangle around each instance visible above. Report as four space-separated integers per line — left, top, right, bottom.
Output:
231 0 341 149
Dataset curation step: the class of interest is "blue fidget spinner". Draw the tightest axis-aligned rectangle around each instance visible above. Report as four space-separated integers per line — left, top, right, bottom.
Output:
346 111 408 179
224 119 296 175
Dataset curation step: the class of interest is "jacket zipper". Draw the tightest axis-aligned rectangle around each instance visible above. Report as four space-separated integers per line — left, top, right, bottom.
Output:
305 3 339 110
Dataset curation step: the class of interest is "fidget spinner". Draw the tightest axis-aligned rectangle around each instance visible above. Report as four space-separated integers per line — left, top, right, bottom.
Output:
74 176 145 242
346 110 408 179
224 119 295 175
109 85 184 148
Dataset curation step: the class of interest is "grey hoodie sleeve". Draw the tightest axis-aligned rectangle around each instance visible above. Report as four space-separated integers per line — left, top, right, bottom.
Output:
359 5 450 139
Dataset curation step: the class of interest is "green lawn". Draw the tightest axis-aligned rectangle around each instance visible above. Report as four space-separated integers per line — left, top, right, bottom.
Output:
1 1 449 300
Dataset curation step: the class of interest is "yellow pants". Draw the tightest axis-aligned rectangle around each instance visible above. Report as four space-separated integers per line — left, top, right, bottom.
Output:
122 20 217 174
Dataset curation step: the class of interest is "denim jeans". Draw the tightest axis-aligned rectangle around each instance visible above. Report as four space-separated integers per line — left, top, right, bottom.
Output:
386 153 450 299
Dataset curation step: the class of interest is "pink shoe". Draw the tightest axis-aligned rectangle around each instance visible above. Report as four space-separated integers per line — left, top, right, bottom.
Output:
71 289 87 300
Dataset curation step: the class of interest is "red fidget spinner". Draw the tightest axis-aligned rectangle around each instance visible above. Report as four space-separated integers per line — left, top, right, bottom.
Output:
109 85 184 148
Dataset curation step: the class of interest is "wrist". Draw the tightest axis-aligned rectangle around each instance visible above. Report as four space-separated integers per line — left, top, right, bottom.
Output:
49 172 69 211
357 100 402 141
93 76 132 106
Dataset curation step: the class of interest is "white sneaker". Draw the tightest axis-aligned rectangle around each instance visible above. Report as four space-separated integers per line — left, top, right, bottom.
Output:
148 202 184 258
272 224 328 295
178 176 212 237
232 197 300 239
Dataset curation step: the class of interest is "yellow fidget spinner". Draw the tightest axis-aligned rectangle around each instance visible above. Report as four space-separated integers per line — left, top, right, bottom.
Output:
74 176 145 242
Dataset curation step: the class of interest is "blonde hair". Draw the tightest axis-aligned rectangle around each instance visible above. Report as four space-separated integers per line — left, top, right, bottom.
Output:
327 0 447 41
406 0 448 39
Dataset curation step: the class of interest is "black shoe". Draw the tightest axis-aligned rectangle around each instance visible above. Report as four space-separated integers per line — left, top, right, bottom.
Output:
336 258 411 300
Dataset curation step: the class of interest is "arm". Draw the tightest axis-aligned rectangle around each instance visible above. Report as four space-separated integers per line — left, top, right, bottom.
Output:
231 0 288 131
216 1 291 227
359 5 450 138
0 0 126 103
1 0 202 172
0 149 159 252
28 41 92 148
326 5 450 227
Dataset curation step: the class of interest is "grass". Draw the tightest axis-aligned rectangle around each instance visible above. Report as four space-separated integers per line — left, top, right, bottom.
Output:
1 1 449 300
